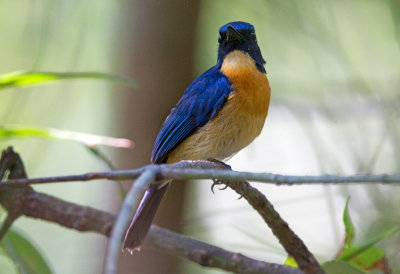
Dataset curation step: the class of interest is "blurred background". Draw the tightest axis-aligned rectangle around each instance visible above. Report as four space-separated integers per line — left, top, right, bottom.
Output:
0 0 399 273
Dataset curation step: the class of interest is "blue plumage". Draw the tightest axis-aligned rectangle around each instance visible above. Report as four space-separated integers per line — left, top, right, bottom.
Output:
151 66 232 164
124 21 269 251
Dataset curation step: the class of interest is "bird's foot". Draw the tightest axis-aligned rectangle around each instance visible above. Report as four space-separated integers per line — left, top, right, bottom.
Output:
208 158 231 194
211 179 229 194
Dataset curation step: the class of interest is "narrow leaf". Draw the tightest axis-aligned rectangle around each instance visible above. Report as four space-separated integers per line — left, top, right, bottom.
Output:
338 226 399 261
343 197 355 246
336 197 397 272
0 71 136 90
1 229 52 274
0 125 134 148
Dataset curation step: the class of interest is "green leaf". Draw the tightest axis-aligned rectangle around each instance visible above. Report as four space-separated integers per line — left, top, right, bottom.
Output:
1 229 52 274
338 226 399 261
0 71 136 90
284 256 298 267
336 198 399 272
349 246 385 270
323 261 366 274
0 125 134 148
343 196 355 246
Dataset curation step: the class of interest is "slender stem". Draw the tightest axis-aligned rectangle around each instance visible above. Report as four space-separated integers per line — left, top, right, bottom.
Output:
104 168 156 274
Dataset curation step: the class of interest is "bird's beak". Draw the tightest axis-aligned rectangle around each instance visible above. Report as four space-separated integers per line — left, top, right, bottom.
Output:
226 25 242 41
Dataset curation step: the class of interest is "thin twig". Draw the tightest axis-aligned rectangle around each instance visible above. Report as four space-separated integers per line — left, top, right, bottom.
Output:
0 168 144 186
1 162 400 187
104 168 156 274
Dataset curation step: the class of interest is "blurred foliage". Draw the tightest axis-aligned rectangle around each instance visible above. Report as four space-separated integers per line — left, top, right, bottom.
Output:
0 0 399 273
1 229 52 274
0 71 136 91
0 1 124 273
0 125 133 148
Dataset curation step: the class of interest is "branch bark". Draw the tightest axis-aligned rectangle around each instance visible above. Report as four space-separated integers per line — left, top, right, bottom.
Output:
0 148 302 274
147 226 303 274
3 184 302 274
7 150 397 273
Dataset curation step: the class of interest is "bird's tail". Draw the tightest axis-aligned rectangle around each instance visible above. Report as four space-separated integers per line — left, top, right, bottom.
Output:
123 183 169 252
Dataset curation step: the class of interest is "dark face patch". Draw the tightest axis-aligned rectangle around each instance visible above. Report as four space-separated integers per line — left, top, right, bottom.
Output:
217 21 266 73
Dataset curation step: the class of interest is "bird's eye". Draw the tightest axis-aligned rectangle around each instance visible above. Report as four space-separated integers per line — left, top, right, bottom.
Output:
249 32 256 40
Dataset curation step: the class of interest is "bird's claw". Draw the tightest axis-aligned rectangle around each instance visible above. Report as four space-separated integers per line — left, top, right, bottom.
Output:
211 179 229 194
219 183 229 190
209 158 232 194
211 179 219 193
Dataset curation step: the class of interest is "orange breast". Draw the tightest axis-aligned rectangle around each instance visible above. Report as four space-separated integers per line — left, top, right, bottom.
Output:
167 50 271 163
220 50 271 117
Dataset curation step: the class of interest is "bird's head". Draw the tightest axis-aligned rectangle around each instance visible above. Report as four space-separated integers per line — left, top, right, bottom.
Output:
217 21 266 73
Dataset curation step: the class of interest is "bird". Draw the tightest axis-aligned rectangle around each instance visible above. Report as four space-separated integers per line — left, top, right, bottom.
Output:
123 21 271 251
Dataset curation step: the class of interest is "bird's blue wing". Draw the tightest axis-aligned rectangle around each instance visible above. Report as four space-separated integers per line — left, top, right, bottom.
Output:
152 66 232 164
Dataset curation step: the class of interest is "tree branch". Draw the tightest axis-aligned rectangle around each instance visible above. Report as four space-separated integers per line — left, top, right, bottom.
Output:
170 161 325 273
229 181 321 273
3 186 302 274
23 191 115 235
0 148 301 274
146 226 303 274
2 163 399 187
99 160 324 273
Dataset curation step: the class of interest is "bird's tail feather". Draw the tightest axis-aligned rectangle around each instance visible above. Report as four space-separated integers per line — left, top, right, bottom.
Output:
123 183 169 252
